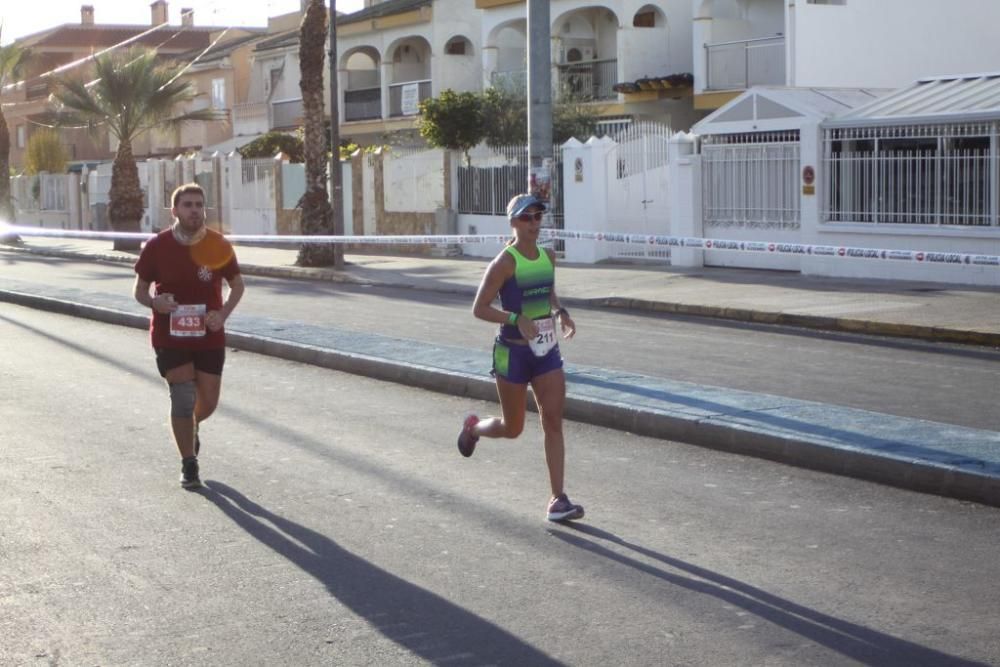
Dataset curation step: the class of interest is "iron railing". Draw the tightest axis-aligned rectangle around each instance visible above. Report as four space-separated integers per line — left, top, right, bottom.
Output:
705 36 785 91
823 123 997 226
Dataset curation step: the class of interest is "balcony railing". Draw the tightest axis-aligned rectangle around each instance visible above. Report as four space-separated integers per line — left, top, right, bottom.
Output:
271 97 304 129
345 87 382 122
232 102 270 136
556 59 618 101
491 60 619 102
705 36 785 91
388 80 431 118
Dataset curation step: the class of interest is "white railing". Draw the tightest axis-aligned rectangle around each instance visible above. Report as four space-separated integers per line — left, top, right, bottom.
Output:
705 36 785 91
823 123 997 226
232 102 270 136
702 131 801 226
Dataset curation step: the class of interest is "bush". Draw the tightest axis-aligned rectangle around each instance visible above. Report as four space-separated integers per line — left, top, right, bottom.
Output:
24 129 68 175
237 132 305 162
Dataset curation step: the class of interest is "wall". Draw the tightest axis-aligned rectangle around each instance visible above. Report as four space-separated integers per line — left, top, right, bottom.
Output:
791 0 1000 88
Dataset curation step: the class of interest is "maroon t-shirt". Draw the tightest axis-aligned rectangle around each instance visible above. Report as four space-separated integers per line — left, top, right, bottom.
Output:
134 228 240 350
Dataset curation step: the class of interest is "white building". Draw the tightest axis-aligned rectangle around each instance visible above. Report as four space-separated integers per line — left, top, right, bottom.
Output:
694 0 1000 111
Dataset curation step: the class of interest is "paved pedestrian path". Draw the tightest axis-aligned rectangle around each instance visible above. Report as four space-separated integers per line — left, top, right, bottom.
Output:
2 237 998 508
7 236 1000 345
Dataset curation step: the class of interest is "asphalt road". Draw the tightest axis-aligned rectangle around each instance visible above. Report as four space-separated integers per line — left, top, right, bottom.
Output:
2 305 998 666
2 253 999 431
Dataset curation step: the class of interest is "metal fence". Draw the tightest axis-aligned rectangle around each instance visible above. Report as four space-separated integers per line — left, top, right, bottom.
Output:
457 143 565 220
705 36 785 91
702 131 801 226
823 123 996 226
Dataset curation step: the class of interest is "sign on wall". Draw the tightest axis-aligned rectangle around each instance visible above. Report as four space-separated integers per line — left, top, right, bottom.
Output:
401 83 420 116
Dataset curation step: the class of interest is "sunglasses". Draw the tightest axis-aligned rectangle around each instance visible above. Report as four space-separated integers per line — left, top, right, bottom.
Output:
516 211 544 222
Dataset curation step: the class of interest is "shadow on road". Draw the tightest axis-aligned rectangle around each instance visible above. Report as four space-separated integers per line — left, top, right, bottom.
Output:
201 480 564 667
549 523 987 667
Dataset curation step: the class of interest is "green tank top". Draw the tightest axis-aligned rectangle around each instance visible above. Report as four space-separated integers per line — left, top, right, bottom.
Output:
499 245 554 340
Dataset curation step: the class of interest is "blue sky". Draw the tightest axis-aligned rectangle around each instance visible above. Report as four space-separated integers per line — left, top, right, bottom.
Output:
2 0 366 44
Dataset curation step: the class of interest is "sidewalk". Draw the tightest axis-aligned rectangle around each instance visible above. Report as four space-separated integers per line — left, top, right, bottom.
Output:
2 236 999 508
8 236 1000 346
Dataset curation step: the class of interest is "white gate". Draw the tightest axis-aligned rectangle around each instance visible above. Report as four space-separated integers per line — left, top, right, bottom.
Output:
229 158 277 235
604 121 672 260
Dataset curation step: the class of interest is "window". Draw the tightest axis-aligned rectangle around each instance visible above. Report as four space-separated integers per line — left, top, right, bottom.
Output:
445 37 470 56
211 78 226 109
265 66 282 97
16 125 25 149
824 124 992 226
634 11 656 28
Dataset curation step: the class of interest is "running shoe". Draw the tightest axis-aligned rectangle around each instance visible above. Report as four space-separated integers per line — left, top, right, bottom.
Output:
457 414 480 457
547 493 585 522
180 456 202 489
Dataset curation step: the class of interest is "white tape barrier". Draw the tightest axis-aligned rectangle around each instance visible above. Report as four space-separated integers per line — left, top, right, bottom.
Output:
4 224 999 268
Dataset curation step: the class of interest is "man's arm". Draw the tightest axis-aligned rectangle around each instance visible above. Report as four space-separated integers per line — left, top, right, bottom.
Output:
221 274 245 321
134 275 174 314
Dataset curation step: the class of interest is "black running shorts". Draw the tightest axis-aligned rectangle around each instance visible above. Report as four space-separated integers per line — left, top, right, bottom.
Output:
154 347 226 378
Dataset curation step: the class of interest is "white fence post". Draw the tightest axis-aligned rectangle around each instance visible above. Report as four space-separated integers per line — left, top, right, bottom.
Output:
562 137 611 264
669 131 703 267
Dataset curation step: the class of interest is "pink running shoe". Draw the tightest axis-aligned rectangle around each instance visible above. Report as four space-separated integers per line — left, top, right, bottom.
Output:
547 493 585 522
457 414 480 457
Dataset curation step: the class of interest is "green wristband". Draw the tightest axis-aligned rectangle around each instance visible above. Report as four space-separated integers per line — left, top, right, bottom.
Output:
507 311 519 325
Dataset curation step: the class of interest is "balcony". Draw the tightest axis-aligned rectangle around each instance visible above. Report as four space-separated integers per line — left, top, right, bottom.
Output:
232 102 270 136
271 98 304 130
556 59 618 101
490 59 619 103
344 87 381 122
388 80 431 118
705 36 785 91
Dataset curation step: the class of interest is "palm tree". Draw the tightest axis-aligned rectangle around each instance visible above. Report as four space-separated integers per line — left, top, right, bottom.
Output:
52 48 222 250
295 0 338 267
0 28 30 234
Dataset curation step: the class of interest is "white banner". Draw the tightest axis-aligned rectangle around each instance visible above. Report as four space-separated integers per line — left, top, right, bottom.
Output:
5 225 999 268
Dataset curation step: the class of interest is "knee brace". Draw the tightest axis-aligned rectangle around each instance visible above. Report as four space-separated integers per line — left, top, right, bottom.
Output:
169 380 197 418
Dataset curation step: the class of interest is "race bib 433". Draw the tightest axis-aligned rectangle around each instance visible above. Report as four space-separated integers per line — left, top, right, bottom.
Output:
170 304 207 337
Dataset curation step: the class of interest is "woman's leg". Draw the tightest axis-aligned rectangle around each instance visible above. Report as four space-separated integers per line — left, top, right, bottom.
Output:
530 368 567 497
476 376 528 439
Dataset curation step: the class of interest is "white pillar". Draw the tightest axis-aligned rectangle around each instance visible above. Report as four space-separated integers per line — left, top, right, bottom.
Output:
692 4 712 96
482 45 498 89
380 62 393 119
668 131 704 267
562 136 613 264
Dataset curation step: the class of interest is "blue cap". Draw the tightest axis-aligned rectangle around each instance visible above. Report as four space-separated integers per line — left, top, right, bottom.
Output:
506 193 547 220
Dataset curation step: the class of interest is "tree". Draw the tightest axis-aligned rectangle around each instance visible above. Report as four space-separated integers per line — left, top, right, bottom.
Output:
238 131 304 162
418 89 483 163
429 87 599 151
51 48 222 250
24 129 68 175
481 87 526 148
296 0 337 267
553 100 598 145
0 28 30 236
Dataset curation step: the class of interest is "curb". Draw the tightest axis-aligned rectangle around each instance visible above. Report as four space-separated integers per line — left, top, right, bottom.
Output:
3 244 998 347
590 297 1000 347
3 287 998 509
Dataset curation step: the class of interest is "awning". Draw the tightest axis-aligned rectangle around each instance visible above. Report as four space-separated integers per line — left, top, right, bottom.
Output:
693 86 888 135
828 72 1000 128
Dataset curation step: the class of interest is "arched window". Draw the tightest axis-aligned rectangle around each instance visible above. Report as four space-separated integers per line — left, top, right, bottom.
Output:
445 36 473 56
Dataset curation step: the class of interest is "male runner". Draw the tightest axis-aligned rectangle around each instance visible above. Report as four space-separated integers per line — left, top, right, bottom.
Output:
133 183 244 489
